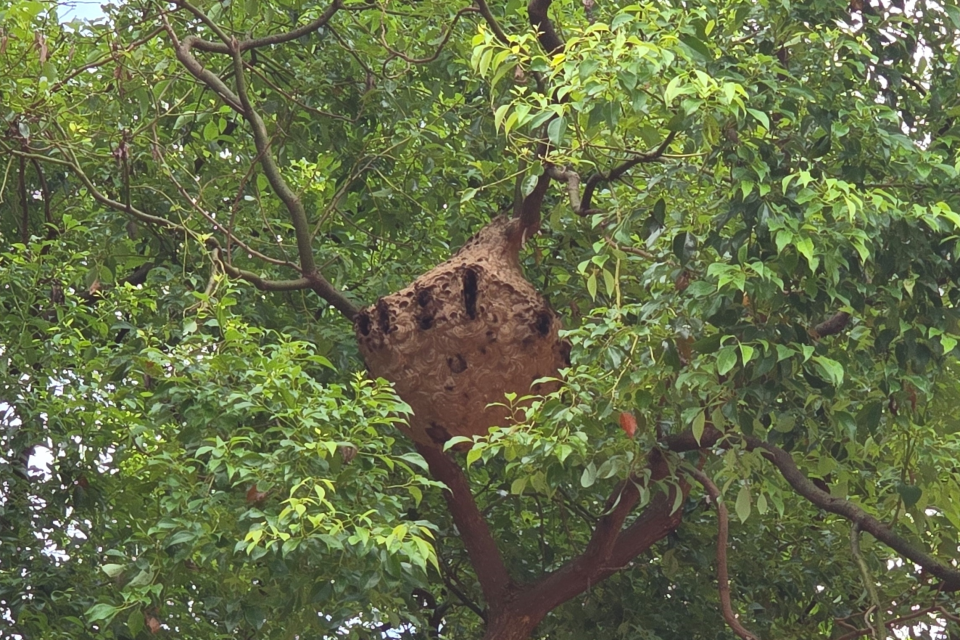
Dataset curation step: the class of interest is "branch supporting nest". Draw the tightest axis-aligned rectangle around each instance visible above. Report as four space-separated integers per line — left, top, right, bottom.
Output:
685 466 761 640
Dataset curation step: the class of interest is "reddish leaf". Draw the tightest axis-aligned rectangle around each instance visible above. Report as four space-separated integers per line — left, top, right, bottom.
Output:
619 412 637 438
246 485 268 505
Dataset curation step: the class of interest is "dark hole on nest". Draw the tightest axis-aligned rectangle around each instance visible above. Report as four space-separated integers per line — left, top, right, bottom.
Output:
535 310 553 337
462 267 478 319
419 315 434 330
427 422 451 443
356 312 371 336
376 299 391 334
417 288 431 307
447 354 467 373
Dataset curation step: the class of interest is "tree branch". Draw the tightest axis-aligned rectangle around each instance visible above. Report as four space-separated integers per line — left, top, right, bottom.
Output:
745 437 960 591
378 6 478 65
578 132 677 215
833 605 948 640
521 450 685 613
851 522 885 639
176 0 342 53
163 3 359 318
475 0 512 46
416 445 513 607
686 466 761 640
527 0 564 55
517 169 552 234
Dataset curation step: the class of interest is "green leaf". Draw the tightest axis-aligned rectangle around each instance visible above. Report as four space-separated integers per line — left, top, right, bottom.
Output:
101 563 125 578
740 344 755 365
664 75 683 103
717 346 738 376
127 610 144 637
547 116 567 146
735 485 752 523
510 477 528 495
897 483 922 507
602 268 616 297
466 447 482 468
86 603 120 624
581 462 597 488
746 108 770 130
586 271 598 300
692 410 706 445
813 356 844 386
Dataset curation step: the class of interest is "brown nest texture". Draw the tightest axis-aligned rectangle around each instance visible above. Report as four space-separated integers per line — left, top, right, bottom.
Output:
354 216 570 448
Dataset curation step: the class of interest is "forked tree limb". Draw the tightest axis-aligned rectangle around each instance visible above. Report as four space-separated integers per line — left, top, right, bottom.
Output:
163 5 359 318
578 132 677 215
686 466 761 640
745 436 960 591
525 450 686 612
175 0 342 53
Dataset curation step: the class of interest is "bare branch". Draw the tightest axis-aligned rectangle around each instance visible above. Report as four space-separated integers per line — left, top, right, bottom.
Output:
686 466 761 640
851 522 885 639
745 437 960 591
834 606 947 640
416 445 513 607
176 0 342 52
579 132 677 215
378 6 478 65
228 39 359 318
213 248 314 292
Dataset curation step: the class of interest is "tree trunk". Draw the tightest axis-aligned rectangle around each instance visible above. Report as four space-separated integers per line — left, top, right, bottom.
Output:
482 609 543 640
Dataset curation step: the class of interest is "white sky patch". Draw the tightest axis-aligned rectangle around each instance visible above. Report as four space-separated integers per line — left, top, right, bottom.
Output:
58 0 105 22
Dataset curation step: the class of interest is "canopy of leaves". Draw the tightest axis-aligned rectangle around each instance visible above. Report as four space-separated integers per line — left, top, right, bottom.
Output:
1 0 959 639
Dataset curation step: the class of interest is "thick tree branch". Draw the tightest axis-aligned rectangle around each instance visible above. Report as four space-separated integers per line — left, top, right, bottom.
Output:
686 466 761 640
517 169 552 234
661 425 724 452
416 445 513 607
745 437 960 591
527 0 564 55
475 0 512 46
522 451 685 613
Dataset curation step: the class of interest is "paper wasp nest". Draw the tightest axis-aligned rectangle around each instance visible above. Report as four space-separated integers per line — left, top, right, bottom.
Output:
354 216 570 448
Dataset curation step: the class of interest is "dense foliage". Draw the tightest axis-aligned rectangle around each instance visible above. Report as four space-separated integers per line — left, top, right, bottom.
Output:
1 0 960 638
